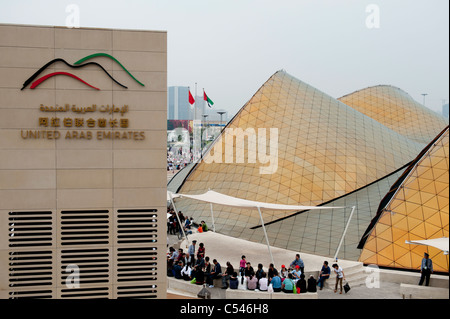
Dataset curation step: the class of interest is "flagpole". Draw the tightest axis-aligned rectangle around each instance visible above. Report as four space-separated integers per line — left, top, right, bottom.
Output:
195 82 197 121
194 82 198 162
202 88 206 157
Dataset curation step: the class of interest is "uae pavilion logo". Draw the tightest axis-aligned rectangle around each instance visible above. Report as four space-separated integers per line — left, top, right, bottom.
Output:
21 53 144 91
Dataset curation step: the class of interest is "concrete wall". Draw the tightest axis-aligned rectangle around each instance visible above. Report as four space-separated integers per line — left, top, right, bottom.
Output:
0 24 167 299
400 284 449 299
167 277 318 299
379 269 449 288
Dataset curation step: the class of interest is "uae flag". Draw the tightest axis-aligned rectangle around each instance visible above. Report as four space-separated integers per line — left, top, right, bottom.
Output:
189 90 195 105
204 91 214 108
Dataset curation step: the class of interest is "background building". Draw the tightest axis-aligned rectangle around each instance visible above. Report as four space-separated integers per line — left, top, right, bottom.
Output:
443 103 449 119
168 86 192 120
0 24 167 299
167 87 228 126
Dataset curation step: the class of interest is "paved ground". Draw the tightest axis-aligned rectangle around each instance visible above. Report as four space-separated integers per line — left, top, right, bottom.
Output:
167 169 182 182
317 281 402 299
167 231 404 299
175 232 359 273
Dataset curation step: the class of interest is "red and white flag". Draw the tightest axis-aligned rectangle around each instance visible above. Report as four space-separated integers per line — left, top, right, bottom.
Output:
189 90 195 105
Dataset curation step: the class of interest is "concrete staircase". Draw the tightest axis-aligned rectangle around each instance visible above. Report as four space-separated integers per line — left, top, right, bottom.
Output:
323 262 368 290
343 262 368 288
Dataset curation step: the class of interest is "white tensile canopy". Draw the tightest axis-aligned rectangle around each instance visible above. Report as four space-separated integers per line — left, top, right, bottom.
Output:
406 238 449 255
168 190 354 264
172 190 346 211
167 192 180 201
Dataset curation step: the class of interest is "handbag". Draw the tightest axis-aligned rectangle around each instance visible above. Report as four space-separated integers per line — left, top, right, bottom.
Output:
343 281 351 293
291 280 297 294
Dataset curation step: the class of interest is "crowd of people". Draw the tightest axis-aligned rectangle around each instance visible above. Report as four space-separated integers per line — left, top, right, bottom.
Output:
167 208 210 237
167 241 348 294
167 151 191 174
167 209 437 295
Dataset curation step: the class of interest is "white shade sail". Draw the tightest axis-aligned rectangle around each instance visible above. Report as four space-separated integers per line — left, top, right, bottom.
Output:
167 191 180 201
406 237 449 254
169 190 346 210
167 190 352 264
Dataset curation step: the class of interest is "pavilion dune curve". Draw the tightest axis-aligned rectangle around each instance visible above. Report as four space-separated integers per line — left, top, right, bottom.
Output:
169 70 448 271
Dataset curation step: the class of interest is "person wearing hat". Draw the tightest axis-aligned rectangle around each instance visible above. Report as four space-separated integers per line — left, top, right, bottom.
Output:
188 240 197 267
289 254 305 274
419 252 433 286
280 264 289 281
291 265 302 280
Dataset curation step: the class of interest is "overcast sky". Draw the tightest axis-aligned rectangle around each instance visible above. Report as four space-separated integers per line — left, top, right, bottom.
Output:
1 0 448 116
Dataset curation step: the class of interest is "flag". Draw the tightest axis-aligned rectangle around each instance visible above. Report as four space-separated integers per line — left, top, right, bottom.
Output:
204 91 214 108
189 90 195 105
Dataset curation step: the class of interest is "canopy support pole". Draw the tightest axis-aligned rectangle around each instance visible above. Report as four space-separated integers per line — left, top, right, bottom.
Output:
209 203 216 233
333 206 356 261
169 192 188 243
257 206 274 266
208 188 216 232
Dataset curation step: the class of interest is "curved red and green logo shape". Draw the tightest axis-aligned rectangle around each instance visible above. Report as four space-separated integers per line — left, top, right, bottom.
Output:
23 53 144 91
74 53 145 87
30 72 100 90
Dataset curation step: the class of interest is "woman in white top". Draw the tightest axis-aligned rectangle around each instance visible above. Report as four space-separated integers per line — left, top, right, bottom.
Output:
332 264 345 294
181 264 192 281
258 272 268 291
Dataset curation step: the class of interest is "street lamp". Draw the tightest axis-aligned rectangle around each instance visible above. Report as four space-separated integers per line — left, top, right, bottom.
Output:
422 93 428 107
201 114 208 151
217 111 226 128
